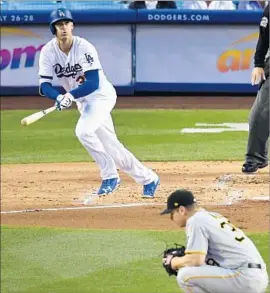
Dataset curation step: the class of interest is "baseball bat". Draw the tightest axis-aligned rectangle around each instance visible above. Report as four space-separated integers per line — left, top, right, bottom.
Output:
21 106 56 126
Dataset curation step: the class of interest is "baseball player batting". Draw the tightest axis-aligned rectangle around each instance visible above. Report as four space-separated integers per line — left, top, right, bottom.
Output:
160 189 268 293
38 8 159 197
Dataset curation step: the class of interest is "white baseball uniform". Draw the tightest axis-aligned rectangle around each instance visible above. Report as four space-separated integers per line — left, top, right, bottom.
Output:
38 36 157 184
177 209 268 293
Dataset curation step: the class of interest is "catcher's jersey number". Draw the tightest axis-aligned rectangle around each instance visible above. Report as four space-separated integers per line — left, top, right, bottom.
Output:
220 220 245 242
210 214 246 243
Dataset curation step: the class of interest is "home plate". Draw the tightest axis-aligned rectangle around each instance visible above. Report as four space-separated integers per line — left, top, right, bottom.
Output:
251 196 269 201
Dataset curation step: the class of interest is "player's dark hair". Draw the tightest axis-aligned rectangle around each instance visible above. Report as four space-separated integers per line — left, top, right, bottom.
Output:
185 203 197 211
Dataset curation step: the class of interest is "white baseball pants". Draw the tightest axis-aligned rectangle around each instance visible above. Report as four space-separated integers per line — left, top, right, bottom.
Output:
176 265 268 293
75 96 157 184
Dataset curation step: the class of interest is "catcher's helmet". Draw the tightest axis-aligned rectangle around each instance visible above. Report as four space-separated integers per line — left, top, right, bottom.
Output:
49 8 73 35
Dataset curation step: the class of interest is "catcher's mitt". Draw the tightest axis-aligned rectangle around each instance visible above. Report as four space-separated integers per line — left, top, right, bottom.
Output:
162 244 186 276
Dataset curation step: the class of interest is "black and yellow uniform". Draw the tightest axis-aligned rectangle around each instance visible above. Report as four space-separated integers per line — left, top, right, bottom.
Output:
242 4 269 173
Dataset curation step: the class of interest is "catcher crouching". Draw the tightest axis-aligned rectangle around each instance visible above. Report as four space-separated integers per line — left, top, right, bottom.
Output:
160 189 268 293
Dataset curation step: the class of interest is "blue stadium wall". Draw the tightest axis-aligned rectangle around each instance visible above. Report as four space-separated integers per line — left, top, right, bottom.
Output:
0 9 264 95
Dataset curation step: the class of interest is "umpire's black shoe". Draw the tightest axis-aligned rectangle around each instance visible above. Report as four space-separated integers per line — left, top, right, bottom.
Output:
242 161 268 173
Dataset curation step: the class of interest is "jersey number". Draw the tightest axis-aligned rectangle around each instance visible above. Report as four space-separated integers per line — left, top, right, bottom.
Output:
220 221 245 242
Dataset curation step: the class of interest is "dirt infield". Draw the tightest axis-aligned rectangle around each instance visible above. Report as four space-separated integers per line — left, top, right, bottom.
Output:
1 162 269 232
1 96 269 233
1 95 255 109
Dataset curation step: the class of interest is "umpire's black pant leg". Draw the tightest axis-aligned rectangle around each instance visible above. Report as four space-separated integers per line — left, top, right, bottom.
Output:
246 76 269 163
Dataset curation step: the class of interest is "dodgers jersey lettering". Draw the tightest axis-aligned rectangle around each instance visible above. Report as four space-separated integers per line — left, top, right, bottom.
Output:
185 209 265 269
39 36 115 99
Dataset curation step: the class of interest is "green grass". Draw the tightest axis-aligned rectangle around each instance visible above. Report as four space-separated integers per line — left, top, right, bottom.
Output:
1 109 249 163
1 227 269 293
2 108 268 293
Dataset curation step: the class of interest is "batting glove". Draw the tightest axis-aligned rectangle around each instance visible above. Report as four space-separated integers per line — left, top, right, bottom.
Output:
55 93 74 111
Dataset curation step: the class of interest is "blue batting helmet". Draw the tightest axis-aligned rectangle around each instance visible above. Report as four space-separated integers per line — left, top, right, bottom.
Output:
49 8 73 35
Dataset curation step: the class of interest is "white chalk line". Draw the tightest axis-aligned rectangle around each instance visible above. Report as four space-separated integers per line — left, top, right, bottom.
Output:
251 196 269 201
2 196 268 215
1 201 248 215
1 202 164 215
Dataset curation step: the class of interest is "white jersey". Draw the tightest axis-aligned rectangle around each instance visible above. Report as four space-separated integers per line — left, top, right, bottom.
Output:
38 36 116 101
185 209 266 270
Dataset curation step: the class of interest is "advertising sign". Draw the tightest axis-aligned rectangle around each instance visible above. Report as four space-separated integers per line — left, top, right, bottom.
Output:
136 25 258 84
1 25 132 87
